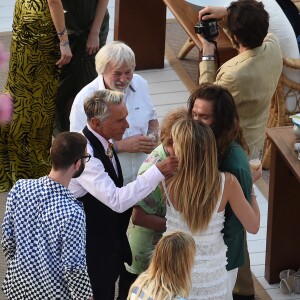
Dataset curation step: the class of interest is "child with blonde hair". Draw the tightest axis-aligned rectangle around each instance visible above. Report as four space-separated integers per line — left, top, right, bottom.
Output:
128 231 196 300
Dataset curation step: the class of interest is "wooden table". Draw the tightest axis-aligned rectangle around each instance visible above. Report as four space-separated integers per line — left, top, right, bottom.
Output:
265 127 300 284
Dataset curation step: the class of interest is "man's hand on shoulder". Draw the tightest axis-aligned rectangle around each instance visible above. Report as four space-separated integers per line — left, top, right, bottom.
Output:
156 156 179 178
116 135 156 154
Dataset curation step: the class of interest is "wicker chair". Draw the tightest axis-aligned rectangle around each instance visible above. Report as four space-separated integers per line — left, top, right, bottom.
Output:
262 57 300 168
262 0 300 168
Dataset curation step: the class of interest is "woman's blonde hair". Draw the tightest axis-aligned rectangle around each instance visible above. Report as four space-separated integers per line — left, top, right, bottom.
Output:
168 118 222 233
128 231 196 300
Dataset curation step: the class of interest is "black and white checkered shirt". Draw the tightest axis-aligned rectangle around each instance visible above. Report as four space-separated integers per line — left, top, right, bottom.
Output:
1 176 93 299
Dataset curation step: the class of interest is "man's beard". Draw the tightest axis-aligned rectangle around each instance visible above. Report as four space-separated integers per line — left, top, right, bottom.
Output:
113 80 131 92
73 161 85 178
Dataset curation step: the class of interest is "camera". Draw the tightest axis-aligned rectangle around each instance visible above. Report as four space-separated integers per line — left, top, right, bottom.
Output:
194 14 219 40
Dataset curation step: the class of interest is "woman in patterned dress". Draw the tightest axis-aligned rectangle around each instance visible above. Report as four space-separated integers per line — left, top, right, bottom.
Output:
164 118 260 300
0 0 72 192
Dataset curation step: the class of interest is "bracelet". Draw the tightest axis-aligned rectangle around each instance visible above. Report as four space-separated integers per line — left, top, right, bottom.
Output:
202 55 215 61
251 193 257 198
57 28 67 37
59 40 70 47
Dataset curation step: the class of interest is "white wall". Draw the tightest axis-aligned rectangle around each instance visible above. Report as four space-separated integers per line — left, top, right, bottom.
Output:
0 0 15 33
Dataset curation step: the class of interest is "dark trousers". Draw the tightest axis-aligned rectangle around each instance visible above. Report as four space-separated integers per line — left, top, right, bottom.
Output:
92 281 116 300
87 246 121 300
117 265 139 300
54 10 109 134
88 260 119 300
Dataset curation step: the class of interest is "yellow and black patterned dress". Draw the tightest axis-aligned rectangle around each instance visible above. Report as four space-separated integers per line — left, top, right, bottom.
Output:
0 0 61 192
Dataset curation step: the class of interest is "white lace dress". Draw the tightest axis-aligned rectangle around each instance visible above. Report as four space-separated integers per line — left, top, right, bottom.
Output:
165 173 228 300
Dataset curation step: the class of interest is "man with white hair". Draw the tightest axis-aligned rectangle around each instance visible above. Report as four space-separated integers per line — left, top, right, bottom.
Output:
69 90 178 299
70 41 158 185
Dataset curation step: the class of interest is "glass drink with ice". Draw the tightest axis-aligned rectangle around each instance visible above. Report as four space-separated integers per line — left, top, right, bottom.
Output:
249 158 261 171
249 149 262 171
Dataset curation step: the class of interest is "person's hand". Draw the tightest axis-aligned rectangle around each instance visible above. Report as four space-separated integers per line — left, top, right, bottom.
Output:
56 43 73 68
0 94 13 124
86 32 100 55
197 34 216 56
117 135 156 154
198 6 227 21
0 41 9 68
156 156 179 178
251 163 262 183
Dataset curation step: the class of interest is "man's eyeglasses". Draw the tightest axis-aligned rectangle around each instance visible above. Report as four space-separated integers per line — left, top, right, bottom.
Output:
76 154 91 163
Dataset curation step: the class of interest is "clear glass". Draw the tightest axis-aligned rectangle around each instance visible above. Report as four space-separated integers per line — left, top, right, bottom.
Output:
147 127 159 142
249 148 263 171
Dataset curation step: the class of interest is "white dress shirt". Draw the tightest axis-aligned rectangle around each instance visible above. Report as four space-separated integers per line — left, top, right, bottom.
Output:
68 125 164 213
69 74 157 185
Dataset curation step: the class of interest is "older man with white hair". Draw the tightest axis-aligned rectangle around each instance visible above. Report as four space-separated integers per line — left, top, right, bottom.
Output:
70 41 158 185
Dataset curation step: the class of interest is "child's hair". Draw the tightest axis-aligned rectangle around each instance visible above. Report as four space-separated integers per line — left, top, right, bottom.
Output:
160 107 188 147
128 231 196 300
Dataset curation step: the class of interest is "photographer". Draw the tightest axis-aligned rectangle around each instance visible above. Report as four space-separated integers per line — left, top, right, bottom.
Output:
197 0 282 155
196 1 282 299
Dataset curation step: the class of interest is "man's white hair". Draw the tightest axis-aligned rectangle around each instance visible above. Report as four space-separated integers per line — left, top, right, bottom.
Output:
95 41 136 75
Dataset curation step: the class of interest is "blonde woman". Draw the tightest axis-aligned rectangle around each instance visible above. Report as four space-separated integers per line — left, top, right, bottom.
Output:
121 108 188 298
128 231 196 300
164 118 260 300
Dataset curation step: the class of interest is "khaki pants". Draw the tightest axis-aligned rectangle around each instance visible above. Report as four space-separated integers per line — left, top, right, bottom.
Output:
233 234 255 296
